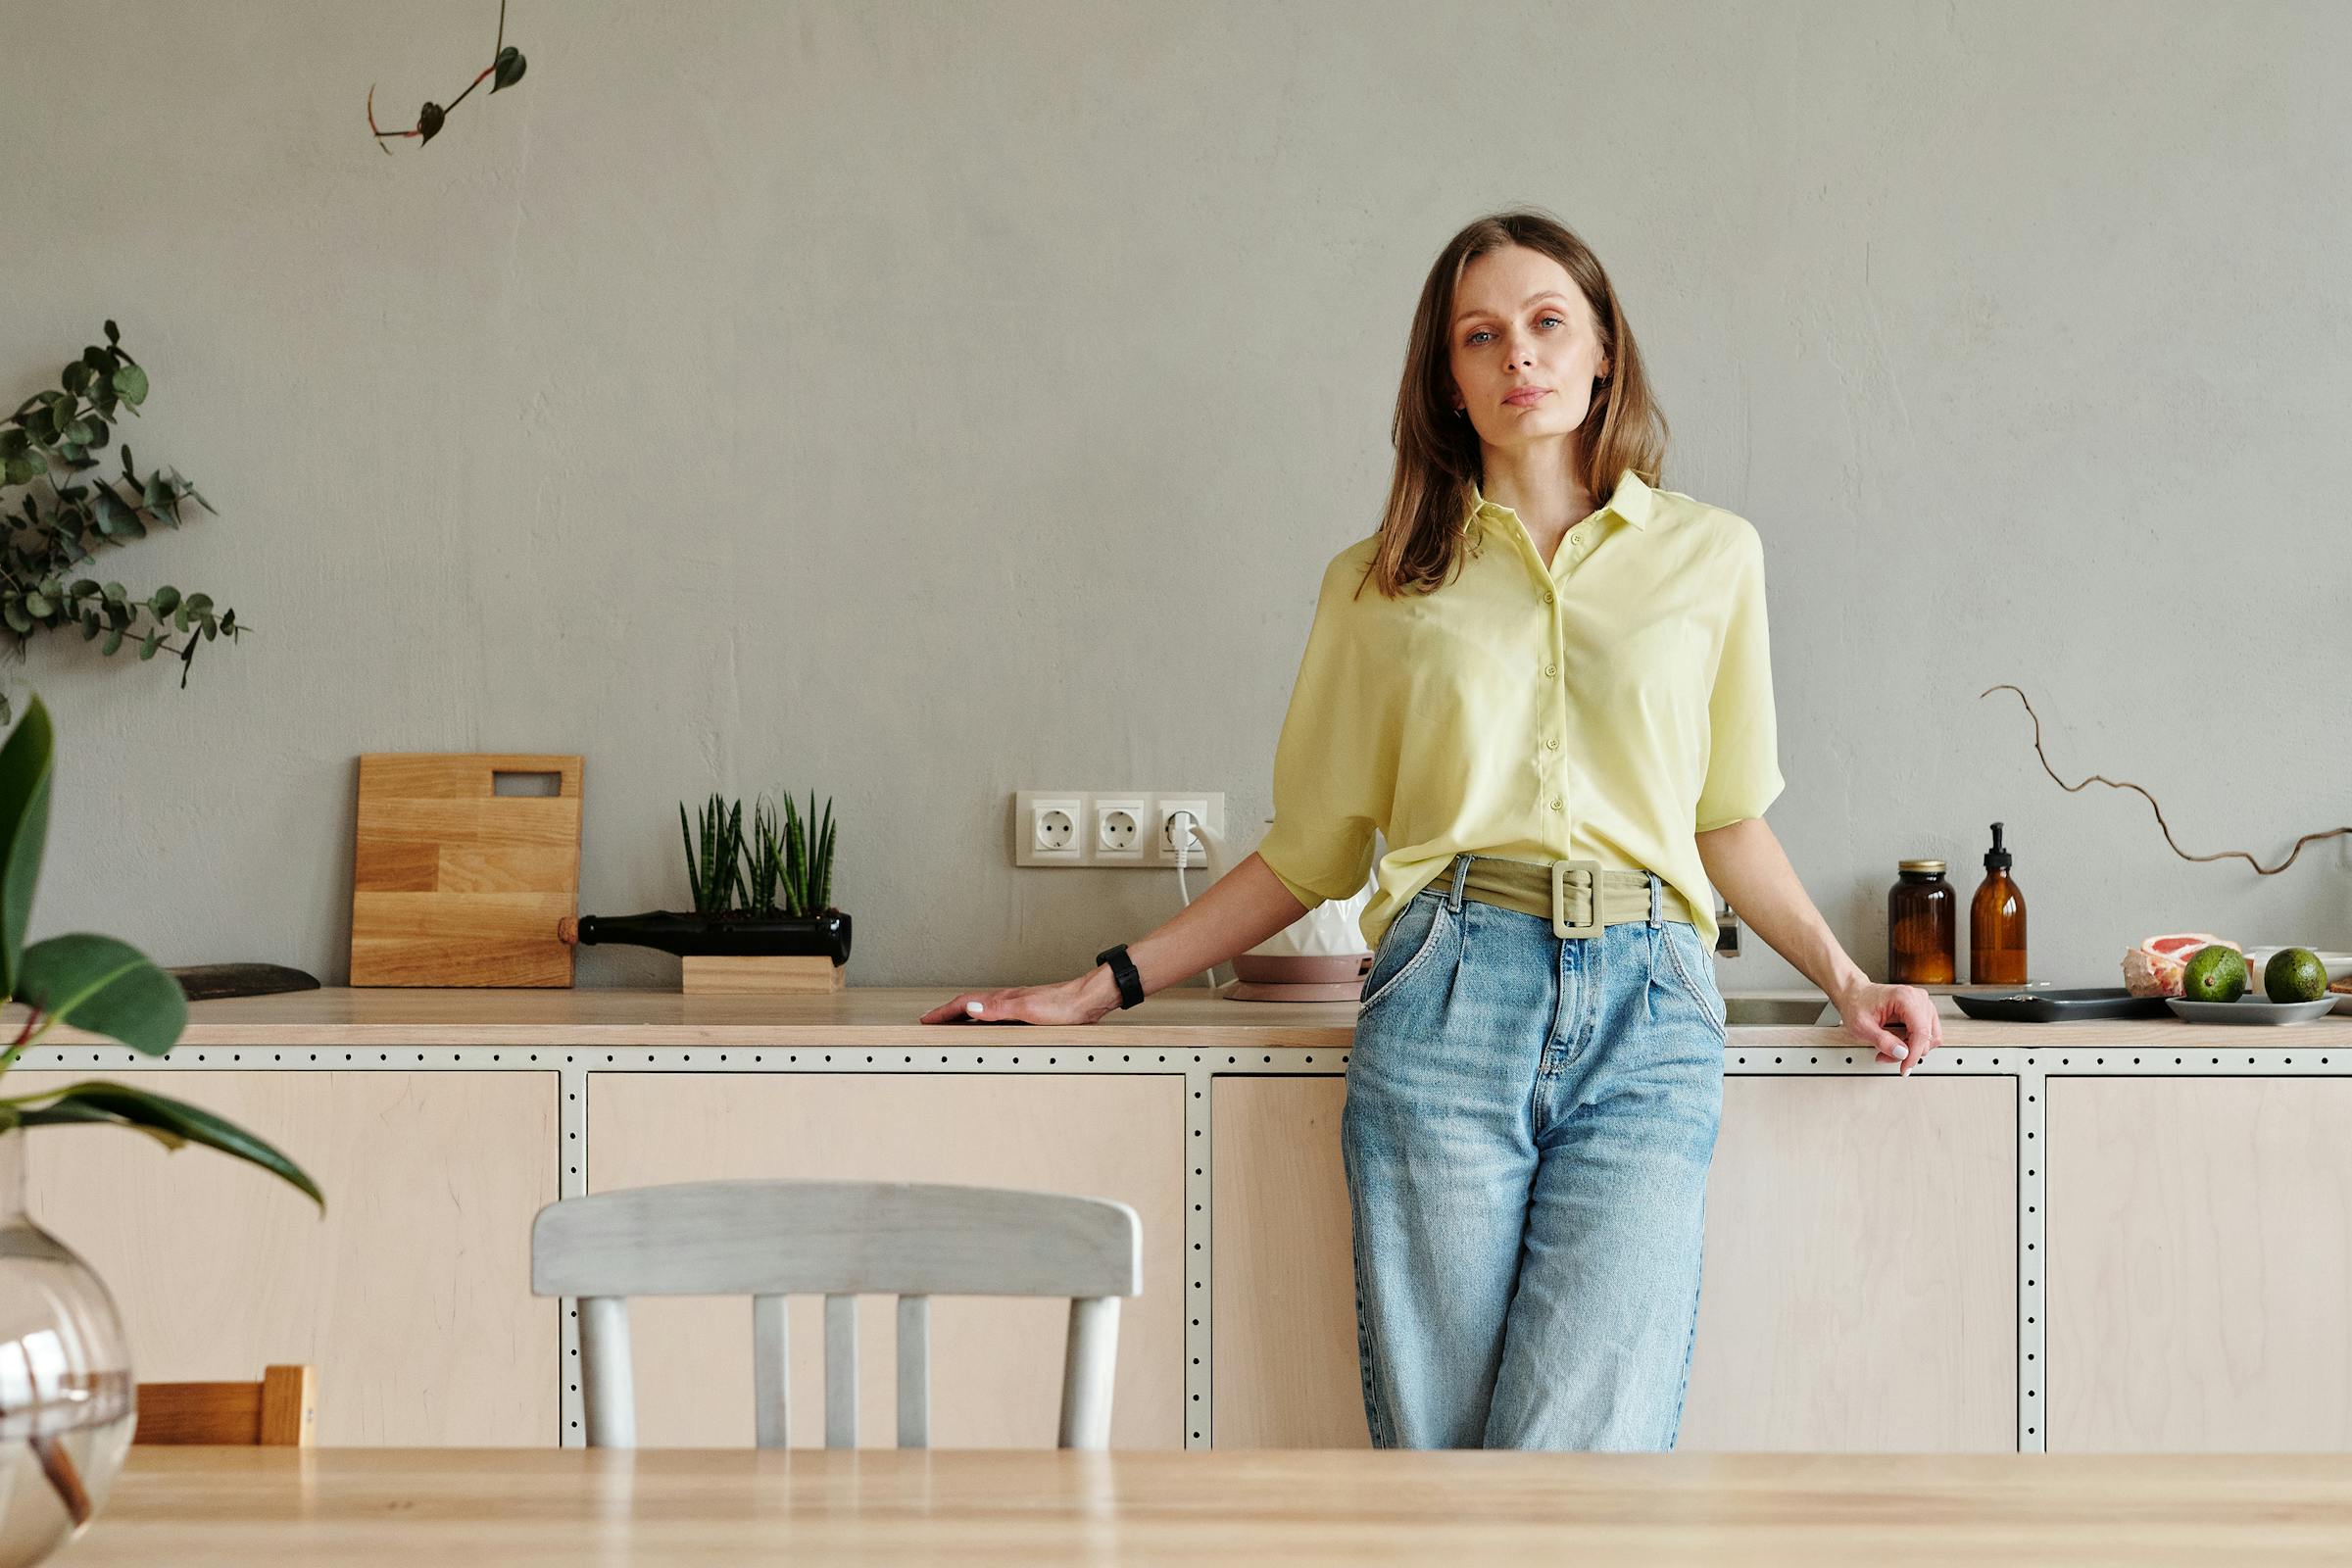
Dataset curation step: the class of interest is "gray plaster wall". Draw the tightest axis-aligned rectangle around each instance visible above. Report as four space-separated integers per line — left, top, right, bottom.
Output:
2 0 2343 998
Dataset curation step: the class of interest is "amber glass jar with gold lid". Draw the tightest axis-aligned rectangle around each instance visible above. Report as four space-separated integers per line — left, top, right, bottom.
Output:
1887 859 1956 985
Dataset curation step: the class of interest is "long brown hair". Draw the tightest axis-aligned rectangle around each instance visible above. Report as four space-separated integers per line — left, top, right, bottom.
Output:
1357 210 1668 600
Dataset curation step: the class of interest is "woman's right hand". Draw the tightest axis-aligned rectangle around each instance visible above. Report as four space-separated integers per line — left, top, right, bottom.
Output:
918 972 1112 1026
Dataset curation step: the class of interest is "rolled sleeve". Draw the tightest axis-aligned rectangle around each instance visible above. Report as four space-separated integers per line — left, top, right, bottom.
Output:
1693 524 1786 833
1255 555 1390 908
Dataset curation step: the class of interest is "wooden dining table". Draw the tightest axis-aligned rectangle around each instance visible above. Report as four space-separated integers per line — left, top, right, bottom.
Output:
59 1446 2352 1563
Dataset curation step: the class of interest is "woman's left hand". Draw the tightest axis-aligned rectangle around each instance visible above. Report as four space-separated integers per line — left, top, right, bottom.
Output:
1833 981 1942 1074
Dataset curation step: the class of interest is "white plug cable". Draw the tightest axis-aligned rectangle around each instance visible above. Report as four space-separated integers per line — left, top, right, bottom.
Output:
1168 808 1225 994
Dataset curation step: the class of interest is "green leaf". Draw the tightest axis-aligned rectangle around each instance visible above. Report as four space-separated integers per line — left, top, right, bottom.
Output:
111 364 146 406
0 429 25 459
1 604 29 636
13 1082 321 1210
0 696 53 998
4 453 42 487
143 472 170 510
61 364 89 398
15 933 183 1054
104 319 119 346
492 45 526 91
183 592 212 614
100 582 123 604
79 415 108 451
150 585 179 617
22 593 50 619
138 631 159 661
100 628 122 657
417 100 445 144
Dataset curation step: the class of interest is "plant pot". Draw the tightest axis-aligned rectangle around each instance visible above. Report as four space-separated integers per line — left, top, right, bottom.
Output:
559 908 853 965
0 1132 134 1565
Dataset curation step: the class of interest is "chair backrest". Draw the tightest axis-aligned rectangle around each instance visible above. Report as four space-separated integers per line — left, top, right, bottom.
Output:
529 1179 1142 1449
134 1364 317 1446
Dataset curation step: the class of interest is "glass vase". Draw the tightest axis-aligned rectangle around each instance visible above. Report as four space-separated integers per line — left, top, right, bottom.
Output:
0 1130 134 1566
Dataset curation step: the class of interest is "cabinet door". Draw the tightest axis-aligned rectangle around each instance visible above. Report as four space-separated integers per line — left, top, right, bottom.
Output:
2048 1077 2352 1450
1210 1077 1361 1446
587 1073 1186 1447
16 1069 561 1446
1678 1075 2017 1451
1215 1073 2019 1450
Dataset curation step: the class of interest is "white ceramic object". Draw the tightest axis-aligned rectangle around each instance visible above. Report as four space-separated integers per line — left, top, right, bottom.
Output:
2165 995 2338 1025
2239 948 2352 985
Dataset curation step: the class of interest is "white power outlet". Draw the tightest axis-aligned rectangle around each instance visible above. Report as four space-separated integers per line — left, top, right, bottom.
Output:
1012 789 1225 868
1013 791 1087 865
1152 794 1223 866
1092 795 1150 863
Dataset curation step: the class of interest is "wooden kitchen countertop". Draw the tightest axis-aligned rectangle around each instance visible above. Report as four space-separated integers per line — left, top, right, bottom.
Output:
6 986 2347 1051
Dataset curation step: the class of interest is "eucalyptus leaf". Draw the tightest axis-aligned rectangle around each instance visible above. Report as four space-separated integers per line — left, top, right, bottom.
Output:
150 585 179 617
138 631 159 660
111 364 146 406
492 45 526 91
100 628 121 656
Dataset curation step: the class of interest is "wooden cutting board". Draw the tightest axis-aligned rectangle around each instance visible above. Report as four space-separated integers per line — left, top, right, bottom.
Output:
349 754 583 987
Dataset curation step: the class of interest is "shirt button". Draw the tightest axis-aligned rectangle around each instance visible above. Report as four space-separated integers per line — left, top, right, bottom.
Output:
1542 591 1554 605
1550 798 1563 811
1570 531 1584 547
1542 662 1556 677
1546 738 1560 751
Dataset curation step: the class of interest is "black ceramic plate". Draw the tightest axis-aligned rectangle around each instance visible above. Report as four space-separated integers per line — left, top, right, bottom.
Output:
1952 988 2173 1022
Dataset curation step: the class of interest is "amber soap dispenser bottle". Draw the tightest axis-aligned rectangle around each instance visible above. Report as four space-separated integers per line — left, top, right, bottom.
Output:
1969 821 2028 985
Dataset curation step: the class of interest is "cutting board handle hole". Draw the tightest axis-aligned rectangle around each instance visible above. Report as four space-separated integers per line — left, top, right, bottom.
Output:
492 771 562 797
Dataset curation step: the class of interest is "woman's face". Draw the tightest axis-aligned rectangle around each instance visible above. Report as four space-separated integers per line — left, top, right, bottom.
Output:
1446 245 1608 453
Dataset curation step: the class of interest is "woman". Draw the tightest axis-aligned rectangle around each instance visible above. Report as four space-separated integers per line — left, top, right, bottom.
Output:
921 209 1942 1449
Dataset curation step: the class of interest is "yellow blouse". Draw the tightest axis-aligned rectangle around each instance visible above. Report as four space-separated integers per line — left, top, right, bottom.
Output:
1255 467 1784 953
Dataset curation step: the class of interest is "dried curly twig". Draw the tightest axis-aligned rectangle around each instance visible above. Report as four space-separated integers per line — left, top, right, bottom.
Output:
1982 683 2351 876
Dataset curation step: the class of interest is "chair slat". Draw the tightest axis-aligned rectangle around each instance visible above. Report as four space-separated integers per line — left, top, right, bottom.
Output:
896 1295 929 1448
824 1294 858 1448
753 1295 789 1448
533 1181 1141 1299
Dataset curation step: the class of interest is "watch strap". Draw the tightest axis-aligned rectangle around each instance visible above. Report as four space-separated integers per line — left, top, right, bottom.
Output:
1094 943 1145 1009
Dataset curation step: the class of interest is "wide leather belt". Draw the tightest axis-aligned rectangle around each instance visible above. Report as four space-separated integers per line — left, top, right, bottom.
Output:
1451 854 1697 940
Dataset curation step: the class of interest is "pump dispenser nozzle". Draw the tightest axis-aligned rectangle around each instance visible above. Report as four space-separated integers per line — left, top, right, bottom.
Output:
1984 821 2012 872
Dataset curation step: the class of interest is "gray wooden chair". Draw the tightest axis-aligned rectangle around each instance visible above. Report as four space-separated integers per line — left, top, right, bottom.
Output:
529 1179 1143 1449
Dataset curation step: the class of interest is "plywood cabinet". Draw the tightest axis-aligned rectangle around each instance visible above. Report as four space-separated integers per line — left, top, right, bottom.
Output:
1680 1075 2017 1450
14 1069 560 1446
2047 1077 2352 1450
586 1072 1188 1447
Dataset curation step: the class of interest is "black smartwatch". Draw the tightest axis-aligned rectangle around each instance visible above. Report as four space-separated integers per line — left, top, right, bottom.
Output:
1094 943 1146 1009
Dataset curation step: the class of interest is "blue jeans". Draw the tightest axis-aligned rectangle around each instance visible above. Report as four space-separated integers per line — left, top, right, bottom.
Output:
1341 852 1727 1450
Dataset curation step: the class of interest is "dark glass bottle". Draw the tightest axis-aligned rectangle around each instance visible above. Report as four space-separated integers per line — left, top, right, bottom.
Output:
1887 859 1956 985
1969 822 2028 986
558 909 852 963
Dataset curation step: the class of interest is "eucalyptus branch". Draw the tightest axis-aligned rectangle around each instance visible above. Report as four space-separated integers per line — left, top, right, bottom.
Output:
1983 683 2352 875
367 0 528 152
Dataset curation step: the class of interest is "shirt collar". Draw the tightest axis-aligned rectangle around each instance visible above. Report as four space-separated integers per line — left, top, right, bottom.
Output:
1470 467 1656 533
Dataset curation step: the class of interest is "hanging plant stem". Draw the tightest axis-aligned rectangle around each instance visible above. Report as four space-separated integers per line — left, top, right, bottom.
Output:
367 0 527 153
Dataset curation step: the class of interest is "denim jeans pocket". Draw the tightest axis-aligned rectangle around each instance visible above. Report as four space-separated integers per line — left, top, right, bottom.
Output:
1357 892 1450 1017
1658 922 1728 1044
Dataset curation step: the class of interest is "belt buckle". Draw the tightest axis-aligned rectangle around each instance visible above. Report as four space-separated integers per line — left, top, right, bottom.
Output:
1550 858 1604 940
